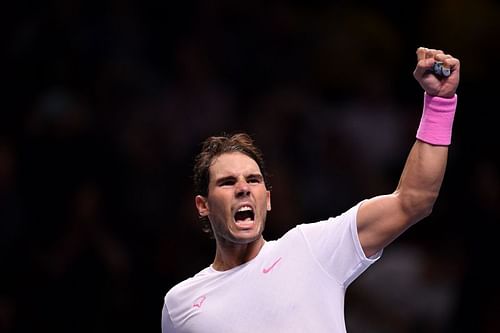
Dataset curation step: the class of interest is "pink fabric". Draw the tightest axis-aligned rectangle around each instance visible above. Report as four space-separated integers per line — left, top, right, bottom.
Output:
416 92 457 145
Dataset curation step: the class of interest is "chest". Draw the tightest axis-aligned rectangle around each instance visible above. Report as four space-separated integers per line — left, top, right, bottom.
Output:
179 252 340 332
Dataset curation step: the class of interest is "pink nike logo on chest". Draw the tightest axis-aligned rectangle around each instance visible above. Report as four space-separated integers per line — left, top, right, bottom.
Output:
262 257 282 274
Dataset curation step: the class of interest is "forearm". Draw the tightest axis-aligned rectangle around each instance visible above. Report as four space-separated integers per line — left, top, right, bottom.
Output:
395 91 457 221
395 140 448 221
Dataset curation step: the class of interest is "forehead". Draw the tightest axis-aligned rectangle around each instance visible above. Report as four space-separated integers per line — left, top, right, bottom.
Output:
210 152 261 179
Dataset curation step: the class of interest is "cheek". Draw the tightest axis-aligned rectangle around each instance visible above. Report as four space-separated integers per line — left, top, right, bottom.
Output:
208 195 231 217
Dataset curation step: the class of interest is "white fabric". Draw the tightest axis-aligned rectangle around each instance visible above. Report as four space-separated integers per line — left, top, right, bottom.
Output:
162 202 381 333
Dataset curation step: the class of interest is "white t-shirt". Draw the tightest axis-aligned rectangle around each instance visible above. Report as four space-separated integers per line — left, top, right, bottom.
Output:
162 202 381 332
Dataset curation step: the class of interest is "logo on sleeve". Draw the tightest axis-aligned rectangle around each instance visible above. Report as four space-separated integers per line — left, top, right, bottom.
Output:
192 295 206 308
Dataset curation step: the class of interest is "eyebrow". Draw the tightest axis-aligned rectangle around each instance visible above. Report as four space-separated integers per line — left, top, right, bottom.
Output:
214 173 263 185
215 175 236 185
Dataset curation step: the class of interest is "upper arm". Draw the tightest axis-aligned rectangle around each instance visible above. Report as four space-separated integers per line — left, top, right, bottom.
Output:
356 193 415 258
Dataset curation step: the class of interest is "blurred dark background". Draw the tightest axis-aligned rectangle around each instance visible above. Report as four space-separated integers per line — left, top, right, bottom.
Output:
2 0 499 332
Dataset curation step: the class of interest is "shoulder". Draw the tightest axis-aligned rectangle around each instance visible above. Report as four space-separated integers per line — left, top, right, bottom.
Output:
162 267 216 332
164 267 213 306
296 201 363 236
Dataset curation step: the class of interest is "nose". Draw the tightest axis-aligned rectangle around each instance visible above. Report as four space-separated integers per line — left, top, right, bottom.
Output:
235 179 250 198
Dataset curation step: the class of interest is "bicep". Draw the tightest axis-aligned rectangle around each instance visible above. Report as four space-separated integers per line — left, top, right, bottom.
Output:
356 193 414 257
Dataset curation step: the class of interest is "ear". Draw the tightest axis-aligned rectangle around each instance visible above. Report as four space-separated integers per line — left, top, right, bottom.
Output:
195 195 209 216
266 190 271 211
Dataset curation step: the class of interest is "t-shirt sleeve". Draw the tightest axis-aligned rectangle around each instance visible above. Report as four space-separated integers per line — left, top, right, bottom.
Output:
297 201 382 287
162 301 176 333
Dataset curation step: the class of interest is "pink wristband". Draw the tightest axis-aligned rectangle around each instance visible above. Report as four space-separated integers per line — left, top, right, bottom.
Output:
416 92 457 146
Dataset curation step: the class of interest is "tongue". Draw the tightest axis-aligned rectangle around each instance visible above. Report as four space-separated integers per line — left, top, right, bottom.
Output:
235 211 254 223
235 218 252 224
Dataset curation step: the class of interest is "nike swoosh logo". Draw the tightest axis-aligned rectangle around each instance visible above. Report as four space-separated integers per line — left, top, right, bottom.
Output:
262 257 282 274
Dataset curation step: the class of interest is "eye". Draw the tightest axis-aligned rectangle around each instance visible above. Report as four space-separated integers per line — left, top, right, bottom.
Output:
247 176 262 184
218 178 236 186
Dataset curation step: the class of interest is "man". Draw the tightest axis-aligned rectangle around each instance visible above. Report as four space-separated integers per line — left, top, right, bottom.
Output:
161 47 460 332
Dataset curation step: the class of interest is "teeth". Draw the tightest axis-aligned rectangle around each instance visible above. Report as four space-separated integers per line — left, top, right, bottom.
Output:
234 205 254 224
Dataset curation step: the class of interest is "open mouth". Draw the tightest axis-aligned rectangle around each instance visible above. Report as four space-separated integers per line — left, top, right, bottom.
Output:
234 206 255 224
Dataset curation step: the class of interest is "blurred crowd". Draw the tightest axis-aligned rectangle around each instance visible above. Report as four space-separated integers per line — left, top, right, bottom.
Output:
2 0 500 332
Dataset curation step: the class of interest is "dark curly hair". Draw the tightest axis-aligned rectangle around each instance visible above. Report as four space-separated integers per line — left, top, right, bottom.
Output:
193 132 270 238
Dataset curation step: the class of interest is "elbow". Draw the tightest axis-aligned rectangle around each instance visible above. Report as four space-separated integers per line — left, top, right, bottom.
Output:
418 201 434 220
418 192 438 219
398 189 439 223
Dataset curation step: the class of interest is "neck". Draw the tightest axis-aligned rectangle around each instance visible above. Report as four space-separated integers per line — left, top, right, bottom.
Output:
212 236 266 271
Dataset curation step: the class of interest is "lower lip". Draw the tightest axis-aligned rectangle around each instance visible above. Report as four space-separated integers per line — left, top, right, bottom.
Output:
234 220 255 229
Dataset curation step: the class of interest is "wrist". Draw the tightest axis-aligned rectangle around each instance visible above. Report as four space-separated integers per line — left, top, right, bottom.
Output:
416 92 457 146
